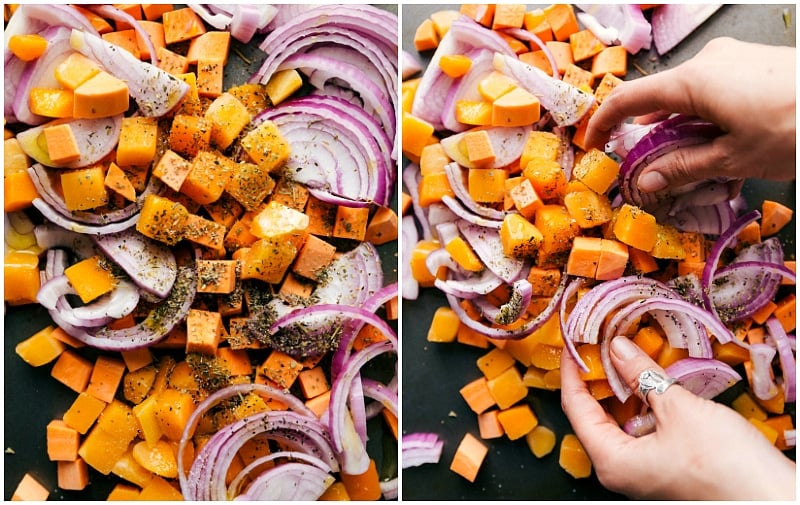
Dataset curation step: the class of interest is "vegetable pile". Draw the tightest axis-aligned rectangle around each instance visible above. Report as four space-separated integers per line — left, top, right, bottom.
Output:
401 3 795 489
5 3 398 501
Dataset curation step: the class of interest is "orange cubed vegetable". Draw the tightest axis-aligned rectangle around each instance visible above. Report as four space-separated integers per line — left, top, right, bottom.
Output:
413 18 439 51
43 123 81 164
365 205 399 245
197 59 224 98
57 458 90 491
12 473 49 501
86 355 126 403
63 391 106 434
156 46 188 75
440 54 473 78
418 171 455 207
168 114 212 158
486 366 528 409
240 119 290 173
72 70 129 119
51 350 93 393
134 20 165 60
333 205 369 241
116 116 157 167
520 130 560 168
543 4 580 41
29 88 74 118
523 9 554 42
561 63 595 89
508 178 544 219
651 223 687 260
419 142 451 175
259 350 302 390
463 129 496 168
450 432 489 482
591 45 628 78
497 403 538 440
478 409 505 439
612 203 658 252
572 148 619 194
402 112 436 159
535 204 580 259
54 52 101 89
155 388 196 441
761 200 793 237
596 238 629 281
500 213 544 258
240 238 298 284
559 433 592 478
468 167 507 203
491 86 541 127
523 157 567 201
526 424 556 458
182 150 234 205
564 189 613 229
15 325 65 366
60 165 108 211
162 7 206 44
186 30 230 65
47 419 80 461
569 29 606 62
265 68 303 106
186 308 224 355
102 30 140 59
492 3 526 29
459 376 497 414
477 348 516 380
136 193 189 245
341 459 381 501
478 71 517 102
427 306 461 343
64 255 116 303
456 100 492 126
8 33 48 61
104 162 136 202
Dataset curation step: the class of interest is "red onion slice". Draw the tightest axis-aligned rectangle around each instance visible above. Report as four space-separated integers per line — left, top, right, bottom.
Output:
92 229 177 298
402 432 444 468
457 220 525 283
749 343 780 401
651 4 722 55
19 114 122 169
440 124 532 170
765 317 796 403
32 198 139 235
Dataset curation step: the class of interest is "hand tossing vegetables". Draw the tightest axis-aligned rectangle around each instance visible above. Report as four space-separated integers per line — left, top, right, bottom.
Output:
5 3 398 500
401 3 795 499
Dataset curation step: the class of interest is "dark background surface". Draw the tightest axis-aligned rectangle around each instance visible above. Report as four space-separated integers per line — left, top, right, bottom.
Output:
4 4 399 500
400 4 796 501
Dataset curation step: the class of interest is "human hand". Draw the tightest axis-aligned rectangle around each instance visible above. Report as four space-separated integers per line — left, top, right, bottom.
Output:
560 336 796 500
583 37 796 193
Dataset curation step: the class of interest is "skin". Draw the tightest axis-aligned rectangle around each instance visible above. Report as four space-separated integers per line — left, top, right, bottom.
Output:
561 336 796 500
583 37 796 193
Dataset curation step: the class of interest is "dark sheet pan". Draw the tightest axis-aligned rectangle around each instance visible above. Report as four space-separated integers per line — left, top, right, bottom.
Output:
400 4 795 500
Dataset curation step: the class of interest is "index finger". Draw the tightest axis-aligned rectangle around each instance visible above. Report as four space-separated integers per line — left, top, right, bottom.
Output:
560 347 631 456
583 66 698 149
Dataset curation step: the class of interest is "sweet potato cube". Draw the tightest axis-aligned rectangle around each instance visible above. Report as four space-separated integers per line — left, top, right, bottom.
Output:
240 119 290 173
72 71 129 118
259 350 302 390
196 259 237 294
162 7 206 44
478 409 505 439
612 203 658 252
543 3 579 41
450 433 489 482
104 162 136 202
292 235 336 280
459 376 497 414
298 366 330 400
186 308 224 355
364 205 399 245
508 177 544 219
65 255 117 303
333 205 369 241
492 3 526 29
47 419 80 461
43 123 81 164
413 18 439 51
463 129 495 167
58 458 90 491
12 474 49 501
86 355 126 403
596 239 629 281
566 236 602 278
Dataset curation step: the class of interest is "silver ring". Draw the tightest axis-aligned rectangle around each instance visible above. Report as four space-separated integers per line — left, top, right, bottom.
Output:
637 369 677 406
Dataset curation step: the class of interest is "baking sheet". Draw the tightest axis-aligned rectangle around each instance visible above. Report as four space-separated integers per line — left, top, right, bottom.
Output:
400 4 796 500
4 4 399 500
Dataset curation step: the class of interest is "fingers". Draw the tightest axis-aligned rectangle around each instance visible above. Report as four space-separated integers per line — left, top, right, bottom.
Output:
608 337 685 411
560 347 629 456
636 138 730 192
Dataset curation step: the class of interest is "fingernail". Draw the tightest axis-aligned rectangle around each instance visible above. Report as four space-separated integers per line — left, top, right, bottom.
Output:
638 171 668 192
611 337 639 361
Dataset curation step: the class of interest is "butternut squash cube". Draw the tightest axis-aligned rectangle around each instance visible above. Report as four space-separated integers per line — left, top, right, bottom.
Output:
4 250 41 305
535 204 580 258
55 51 102 90
478 70 517 101
446 236 483 272
572 148 619 194
265 68 303 106
596 239 629 280
64 255 117 303
486 366 528 409
500 213 544 258
168 114 212 157
61 165 108 211
468 167 507 203
63 392 107 434
564 189 613 228
427 306 460 343
523 157 566 201
526 424 556 458
612 203 658 252
250 200 309 246
559 433 592 478
204 92 251 150
497 403 538 440
650 223 687 260
136 194 189 245
16 325 65 367
491 86 541 127
155 388 196 441
181 150 235 205
116 116 158 167
520 130 560 169
240 119 290 173
240 238 298 284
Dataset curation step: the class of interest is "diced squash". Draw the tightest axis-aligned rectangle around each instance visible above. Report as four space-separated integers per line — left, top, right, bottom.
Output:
155 388 196 441
497 403 538 440
543 3 580 41
8 33 48 61
572 148 619 194
15 325 65 367
12 473 49 501
240 119 291 173
203 93 251 149
44 123 81 164
47 419 80 461
612 204 658 252
240 237 298 284
64 255 117 303
104 162 136 202
61 165 108 211
559 433 592 478
162 7 206 44
136 194 189 245
523 157 566 201
168 114 211 158
402 112 436 158
116 116 158 167
186 30 230 65
463 129 495 168
476 348 516 380
500 213 544 258
63 392 107 434
491 86 541 127
526 424 556 458
86 355 126 403
427 306 461 343
29 88 74 118
591 45 628 78
761 200 793 237
486 366 528 409
4 250 40 305
414 18 439 51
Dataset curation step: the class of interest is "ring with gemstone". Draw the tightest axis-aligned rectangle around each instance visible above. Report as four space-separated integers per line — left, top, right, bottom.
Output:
637 369 677 406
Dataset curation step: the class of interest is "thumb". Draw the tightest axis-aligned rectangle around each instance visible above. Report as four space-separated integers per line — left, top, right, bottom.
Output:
636 139 729 193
